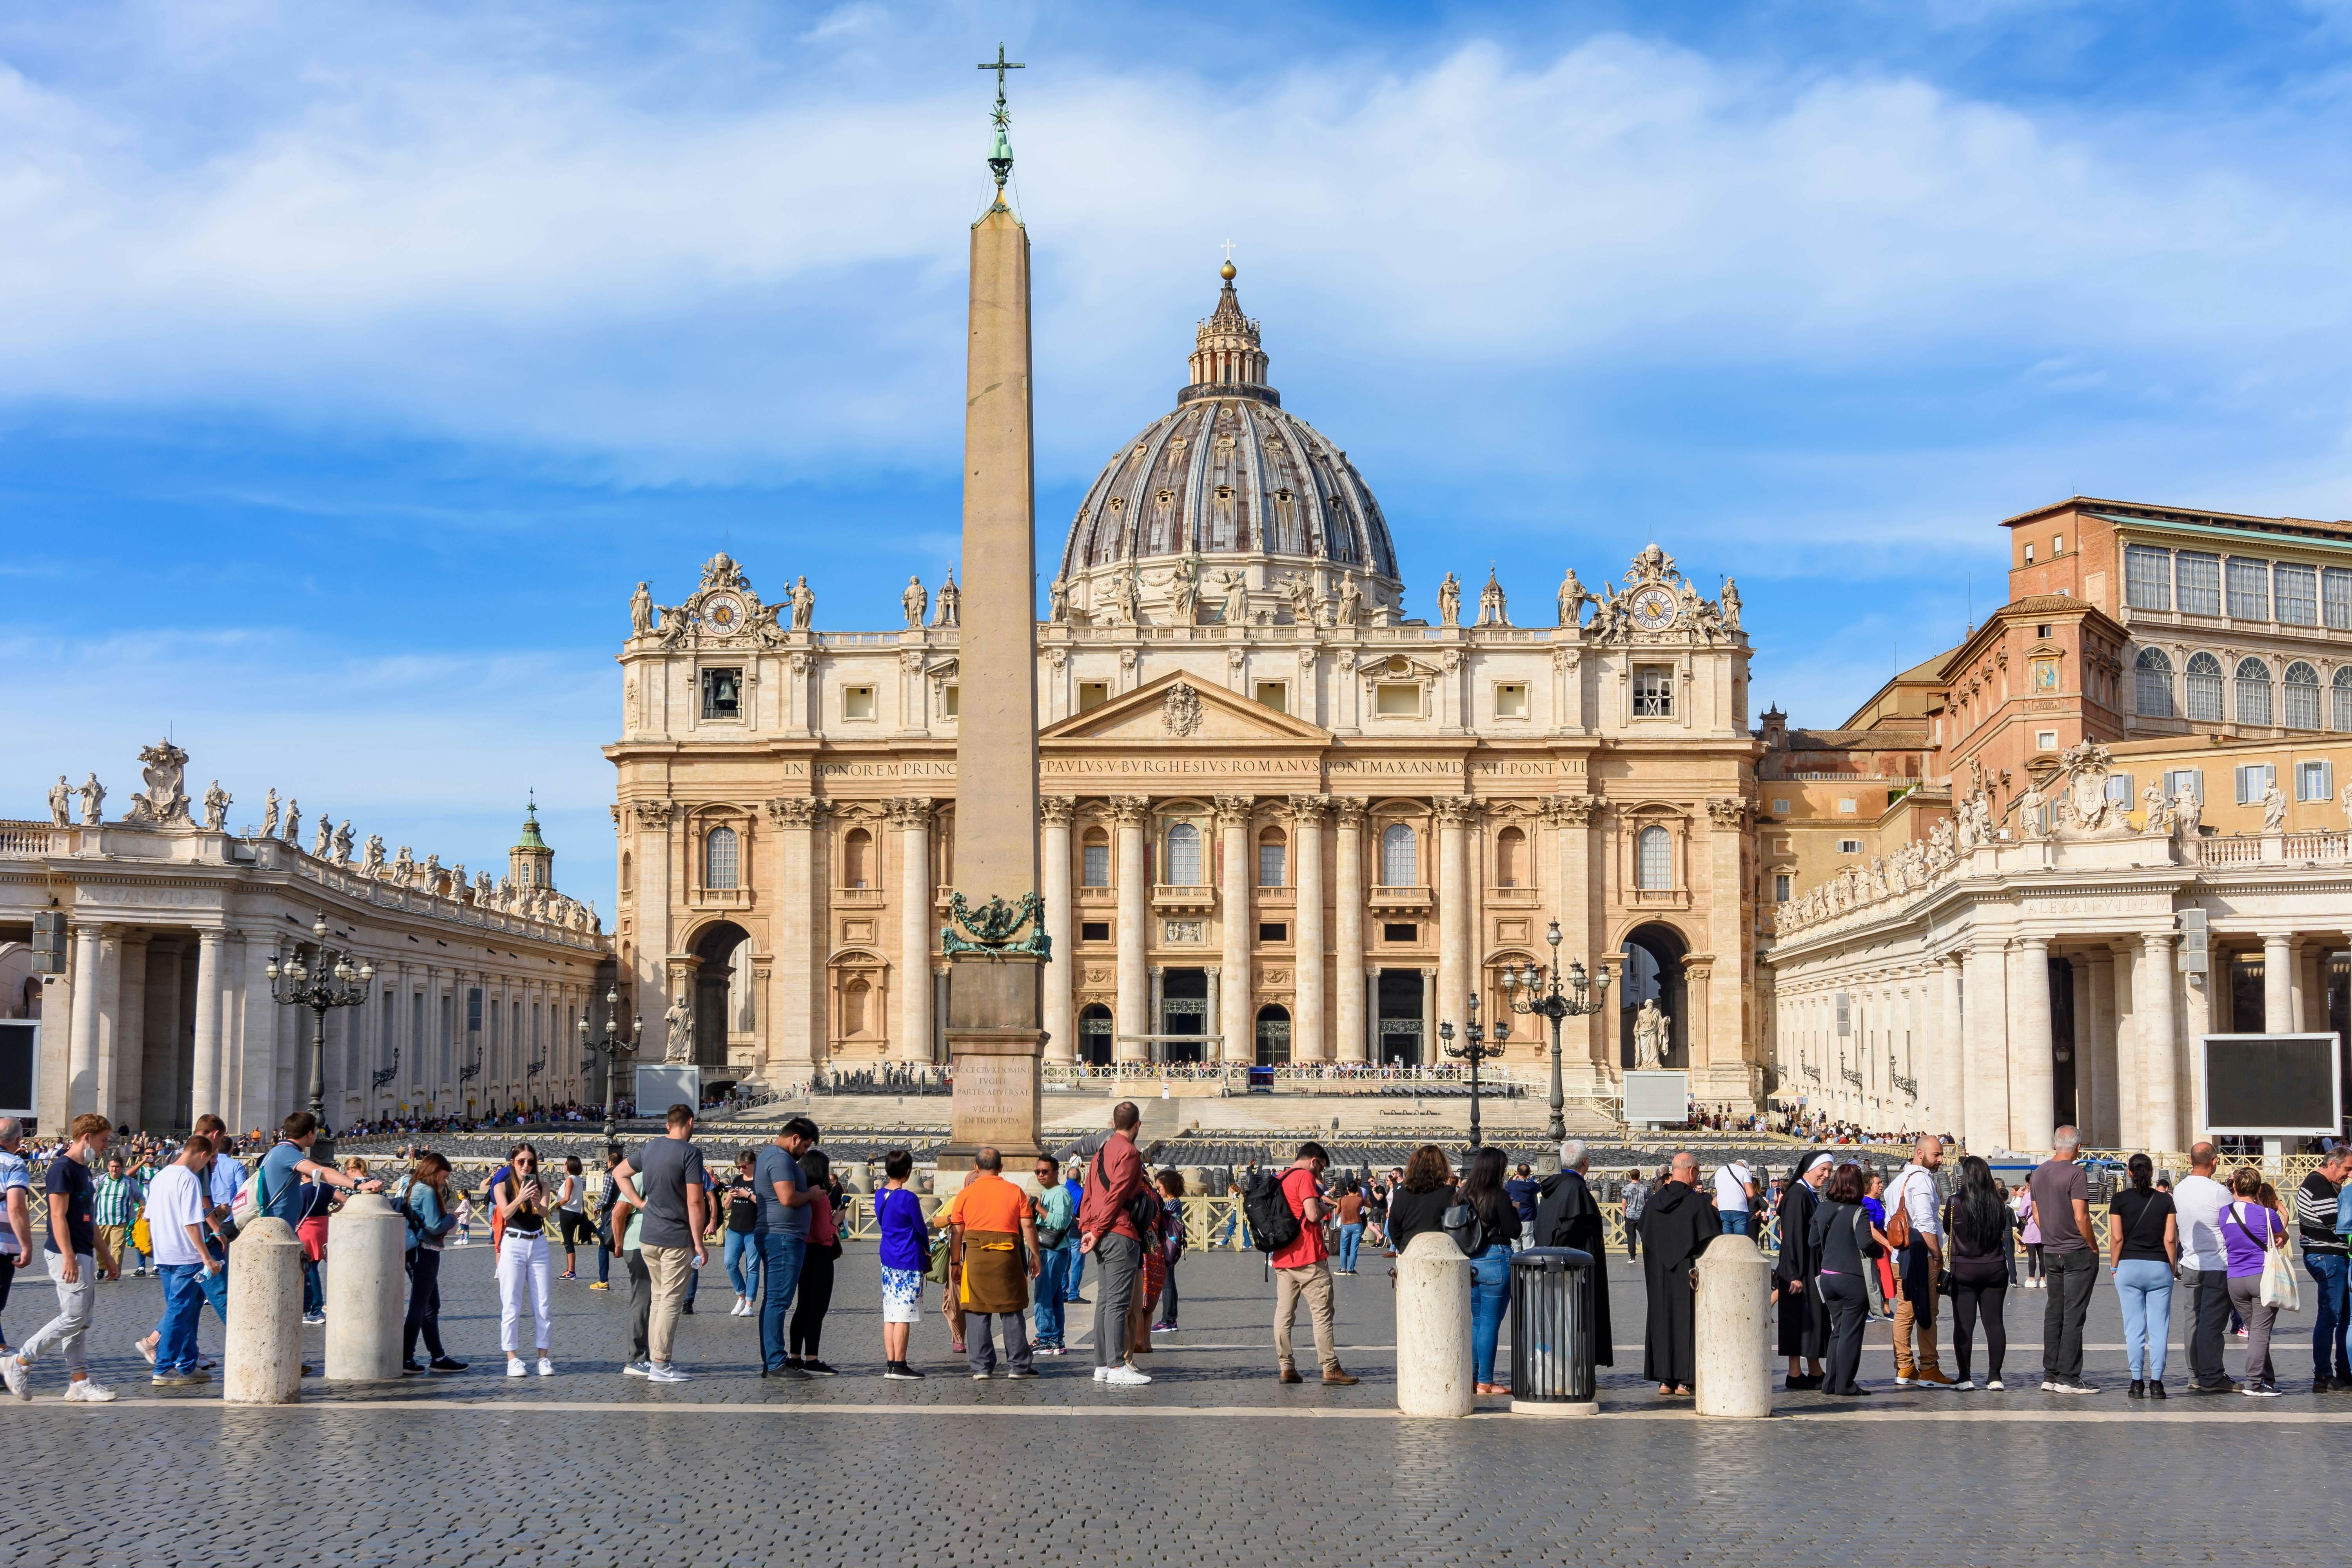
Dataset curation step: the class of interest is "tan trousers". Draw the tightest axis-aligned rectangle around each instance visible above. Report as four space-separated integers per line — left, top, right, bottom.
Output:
1274 1259 1338 1373
1893 1258 1943 1377
642 1244 694 1365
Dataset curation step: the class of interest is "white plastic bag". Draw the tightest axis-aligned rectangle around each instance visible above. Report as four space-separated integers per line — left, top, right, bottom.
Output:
2261 1240 2301 1312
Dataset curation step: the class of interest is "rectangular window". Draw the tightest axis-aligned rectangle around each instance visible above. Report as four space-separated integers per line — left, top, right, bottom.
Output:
1375 682 1420 717
940 685 960 719
1252 681 1288 714
2024 543 2035 564
2234 763 2276 804
1492 682 1528 719
1771 799 1789 815
1382 922 1418 943
1077 681 1111 712
700 667 742 720
1836 839 1862 855
1773 874 1792 903
2106 773 2134 805
1258 841 1287 887
842 685 876 720
1258 922 1288 943
1079 920 1110 942
2163 768 2203 805
1631 665 1673 718
2036 730 2059 750
1081 842 1110 887
2298 759 2335 802
2052 533 2064 555
2325 568 2352 631
1837 799 1857 815
2225 556 2271 621
2275 563 2319 626
2176 552 2222 617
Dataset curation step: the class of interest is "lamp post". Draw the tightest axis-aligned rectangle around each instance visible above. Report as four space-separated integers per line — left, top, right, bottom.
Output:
1437 991 1509 1152
1499 919 1612 1145
265 911 374 1163
579 987 642 1143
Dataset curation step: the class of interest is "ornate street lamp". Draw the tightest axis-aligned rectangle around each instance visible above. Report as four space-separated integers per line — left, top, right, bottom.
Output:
1438 991 1509 1152
1499 919 1613 1144
265 911 373 1161
579 987 642 1143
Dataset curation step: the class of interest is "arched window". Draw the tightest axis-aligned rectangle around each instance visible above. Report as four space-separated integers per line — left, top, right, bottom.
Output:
2336 666 2352 732
1254 1004 1292 1066
704 826 739 890
842 827 873 889
1165 820 1204 885
1636 825 1672 890
1256 827 1287 888
1081 827 1110 887
2284 662 2321 730
1380 823 1417 886
842 978 869 1037
2134 647 2174 719
1495 826 1526 889
2184 652 2224 722
2236 657 2273 726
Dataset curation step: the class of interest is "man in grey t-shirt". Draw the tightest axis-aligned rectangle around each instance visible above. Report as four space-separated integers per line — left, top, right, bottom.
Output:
610 1105 707 1381
2028 1125 2098 1394
752 1117 820 1377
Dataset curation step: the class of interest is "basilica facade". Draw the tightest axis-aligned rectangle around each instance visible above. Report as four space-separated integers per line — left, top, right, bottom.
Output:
608 268 1766 1107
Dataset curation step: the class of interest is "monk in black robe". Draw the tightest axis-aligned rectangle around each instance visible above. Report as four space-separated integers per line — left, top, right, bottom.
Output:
1775 1151 1834 1389
1638 1152 1720 1395
1530 1142 1612 1366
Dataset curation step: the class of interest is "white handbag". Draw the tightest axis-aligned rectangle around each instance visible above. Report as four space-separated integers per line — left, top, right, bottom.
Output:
2260 1236 2301 1312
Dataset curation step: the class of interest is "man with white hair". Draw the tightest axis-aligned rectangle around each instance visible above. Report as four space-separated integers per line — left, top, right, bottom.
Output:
2027 1124 2099 1394
1531 1139 1613 1372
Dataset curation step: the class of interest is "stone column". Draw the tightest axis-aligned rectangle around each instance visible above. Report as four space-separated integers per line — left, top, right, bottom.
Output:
107 932 150 1131
1113 797 1150 1062
1962 940 2008 1154
1039 797 1075 1063
67 924 105 1117
1682 956 1713 1078
1548 796 1604 1085
1289 795 1328 1063
2009 936 2054 1155
766 797 823 1080
1205 966 1223 1061
1435 797 1474 1036
1149 966 1166 1062
1933 956 1964 1139
1420 964 1438 1070
191 930 227 1127
632 802 674 1044
2262 931 2295 1032
141 938 183 1133
892 797 935 1064
1332 799 1367 1063
1216 795 1253 1065
2140 931 2180 1152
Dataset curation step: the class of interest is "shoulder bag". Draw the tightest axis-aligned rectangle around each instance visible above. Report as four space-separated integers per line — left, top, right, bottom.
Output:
1441 1200 1486 1259
1883 1171 1913 1251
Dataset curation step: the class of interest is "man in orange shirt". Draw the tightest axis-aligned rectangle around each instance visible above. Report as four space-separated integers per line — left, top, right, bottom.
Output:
953 1148 1041 1380
1271 1141 1357 1386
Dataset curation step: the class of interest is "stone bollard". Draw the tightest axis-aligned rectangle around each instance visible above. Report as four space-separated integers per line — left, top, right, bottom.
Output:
326 1194 409 1381
1693 1232 1773 1418
225 1217 305 1405
1395 1231 1474 1417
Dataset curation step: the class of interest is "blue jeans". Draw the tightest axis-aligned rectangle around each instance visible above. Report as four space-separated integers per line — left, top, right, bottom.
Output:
301 1257 324 1316
1033 1245 1072 1345
1067 1245 1085 1301
724 1230 762 1299
2308 1250 2351 1380
2114 1259 2173 1381
1470 1244 1512 1386
1721 1211 1750 1236
756 1232 808 1371
154 1263 211 1374
1338 1223 1364 1273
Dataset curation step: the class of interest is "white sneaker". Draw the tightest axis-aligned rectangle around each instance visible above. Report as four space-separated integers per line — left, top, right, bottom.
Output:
302 1312 327 1327
1093 1365 1110 1381
1893 1374 1914 1387
63 1379 116 1403
507 1357 529 1378
621 1360 650 1377
648 1363 692 1384
2 1354 26 1401
2040 1379 2059 1392
536 1357 555 1377
1951 1379 1976 1391
1986 1379 2005 1391
1102 1364 1152 1387
134 1338 156 1367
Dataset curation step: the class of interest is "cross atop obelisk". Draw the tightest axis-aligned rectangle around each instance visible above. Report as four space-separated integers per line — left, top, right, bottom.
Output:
978 44 1024 192
940 54 1047 1169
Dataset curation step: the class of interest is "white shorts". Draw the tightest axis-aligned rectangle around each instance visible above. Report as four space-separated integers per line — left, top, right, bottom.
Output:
880 1265 924 1324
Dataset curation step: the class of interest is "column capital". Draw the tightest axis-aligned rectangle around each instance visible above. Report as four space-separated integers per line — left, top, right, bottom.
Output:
2141 928 2176 951
1285 792 1331 826
1434 794 1479 828
764 796 825 829
1543 793 1599 826
1110 795 1152 826
1331 795 1369 826
1213 794 1255 828
1037 796 1076 828
886 796 935 831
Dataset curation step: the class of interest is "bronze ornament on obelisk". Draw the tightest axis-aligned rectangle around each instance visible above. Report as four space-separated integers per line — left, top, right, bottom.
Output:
938 49 1047 1167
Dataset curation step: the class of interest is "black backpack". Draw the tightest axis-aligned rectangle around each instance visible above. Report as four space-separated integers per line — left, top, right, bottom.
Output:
1243 1170 1302 1256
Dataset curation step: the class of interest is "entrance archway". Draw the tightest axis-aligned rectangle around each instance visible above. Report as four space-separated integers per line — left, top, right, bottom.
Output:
689 920 752 1079
1376 969 1425 1067
1619 923 1688 1070
1078 1004 1113 1067
1161 969 1208 1062
1255 1004 1292 1066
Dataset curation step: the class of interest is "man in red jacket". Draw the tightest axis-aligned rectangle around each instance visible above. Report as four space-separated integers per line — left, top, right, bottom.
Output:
1076 1102 1150 1388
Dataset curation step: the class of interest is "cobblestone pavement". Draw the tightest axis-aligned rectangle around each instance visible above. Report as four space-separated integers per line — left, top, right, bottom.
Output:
6 1244 2347 1567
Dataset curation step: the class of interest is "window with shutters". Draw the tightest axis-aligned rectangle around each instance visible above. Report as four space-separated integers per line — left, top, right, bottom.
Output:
2276 563 2319 626
2235 763 2276 804
2176 552 2222 617
2134 647 2174 718
2235 657 2272 726
2298 759 2335 802
704 826 739 890
2226 557 2271 621
1636 826 1673 890
1631 665 1674 718
2123 545 2172 611
2185 652 2224 721
2163 768 2203 805
1380 823 1416 886
2284 662 2321 730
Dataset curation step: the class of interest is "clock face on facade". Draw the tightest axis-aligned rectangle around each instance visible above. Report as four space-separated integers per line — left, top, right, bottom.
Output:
1627 585 1679 632
704 595 743 633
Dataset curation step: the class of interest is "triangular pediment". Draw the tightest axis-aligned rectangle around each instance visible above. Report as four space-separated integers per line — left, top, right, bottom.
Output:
1040 671 1330 745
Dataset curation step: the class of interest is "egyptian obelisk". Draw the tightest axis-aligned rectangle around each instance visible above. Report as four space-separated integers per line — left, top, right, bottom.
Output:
941 51 1046 1167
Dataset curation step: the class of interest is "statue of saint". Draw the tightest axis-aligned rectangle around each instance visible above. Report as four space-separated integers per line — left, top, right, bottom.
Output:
283 799 302 845
78 773 105 826
1335 575 1363 627
2261 782 2288 834
663 993 696 1063
203 780 232 831
789 576 816 630
901 575 927 628
1632 998 1670 1070
1437 572 1461 628
261 788 280 839
1047 576 1071 623
630 581 655 637
1719 576 1743 632
1557 569 1591 629
313 815 334 857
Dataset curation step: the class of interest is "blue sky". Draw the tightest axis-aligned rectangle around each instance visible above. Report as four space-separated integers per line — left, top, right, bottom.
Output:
10 0 2352 904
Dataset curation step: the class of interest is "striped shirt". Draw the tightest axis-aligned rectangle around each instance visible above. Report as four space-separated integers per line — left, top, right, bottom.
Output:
93 1174 144 1227
2297 1172 2346 1256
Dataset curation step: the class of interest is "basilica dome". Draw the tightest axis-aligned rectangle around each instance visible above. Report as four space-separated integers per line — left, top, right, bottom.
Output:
1056 264 1401 624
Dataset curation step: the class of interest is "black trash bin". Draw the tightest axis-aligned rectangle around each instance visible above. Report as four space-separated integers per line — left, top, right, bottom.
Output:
1509 1247 1598 1410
